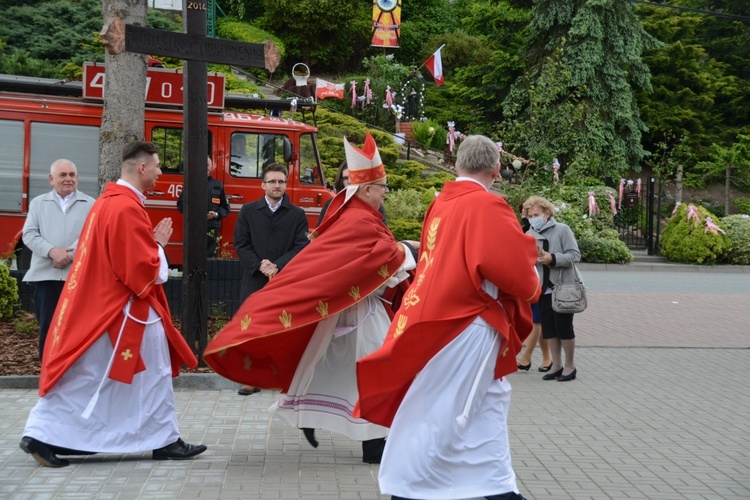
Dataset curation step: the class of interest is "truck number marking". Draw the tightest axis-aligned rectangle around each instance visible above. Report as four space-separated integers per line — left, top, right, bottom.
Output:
167 184 183 198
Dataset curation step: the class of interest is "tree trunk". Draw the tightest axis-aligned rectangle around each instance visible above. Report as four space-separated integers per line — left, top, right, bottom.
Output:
99 0 148 194
725 163 731 216
675 164 683 204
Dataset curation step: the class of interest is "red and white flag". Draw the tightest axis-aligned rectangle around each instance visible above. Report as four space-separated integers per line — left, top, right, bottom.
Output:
315 78 345 100
423 46 444 86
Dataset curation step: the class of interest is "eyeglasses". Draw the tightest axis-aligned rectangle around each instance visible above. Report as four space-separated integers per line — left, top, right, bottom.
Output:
341 176 349 181
370 183 389 190
263 179 287 185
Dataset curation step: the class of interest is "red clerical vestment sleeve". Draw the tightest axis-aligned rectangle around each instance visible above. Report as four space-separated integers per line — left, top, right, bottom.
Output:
38 183 197 396
355 181 541 427
204 195 406 393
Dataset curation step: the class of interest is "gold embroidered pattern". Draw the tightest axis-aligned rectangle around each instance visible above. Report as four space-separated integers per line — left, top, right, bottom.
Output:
240 314 251 331
316 301 329 318
404 217 440 310
378 265 389 279
121 349 134 361
402 288 420 308
349 286 361 301
427 218 440 252
217 349 227 358
280 310 293 329
502 347 509 357
393 315 408 338
67 213 96 291
50 298 69 350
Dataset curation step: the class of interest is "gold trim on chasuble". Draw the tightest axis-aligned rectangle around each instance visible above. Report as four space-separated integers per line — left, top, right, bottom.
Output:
50 298 69 351
67 212 96 292
395 217 442 339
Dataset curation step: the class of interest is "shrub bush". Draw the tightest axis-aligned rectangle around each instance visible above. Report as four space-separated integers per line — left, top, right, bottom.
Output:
660 204 732 264
733 197 750 215
578 236 633 264
388 218 423 241
385 189 426 221
720 215 750 265
411 120 447 150
0 262 19 319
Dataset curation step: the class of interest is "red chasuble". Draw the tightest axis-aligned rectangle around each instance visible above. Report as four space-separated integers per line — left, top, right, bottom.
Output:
204 194 406 392
38 183 197 396
355 180 541 427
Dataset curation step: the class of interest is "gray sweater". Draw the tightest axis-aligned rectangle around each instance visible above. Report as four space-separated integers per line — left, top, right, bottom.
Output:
530 218 581 291
22 189 95 282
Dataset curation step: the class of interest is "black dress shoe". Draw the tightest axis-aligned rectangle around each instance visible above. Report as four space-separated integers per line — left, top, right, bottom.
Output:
542 368 564 380
19 436 69 468
238 385 261 396
362 437 386 464
152 438 207 460
557 368 577 382
49 444 96 456
538 363 553 372
302 428 318 448
516 362 531 371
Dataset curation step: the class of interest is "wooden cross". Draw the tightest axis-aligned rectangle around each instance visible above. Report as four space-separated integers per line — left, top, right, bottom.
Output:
101 3 280 363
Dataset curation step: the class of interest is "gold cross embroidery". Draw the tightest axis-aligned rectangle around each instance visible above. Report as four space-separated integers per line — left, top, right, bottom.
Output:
121 349 134 361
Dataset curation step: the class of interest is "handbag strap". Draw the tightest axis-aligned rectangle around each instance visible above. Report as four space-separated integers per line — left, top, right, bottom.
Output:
556 264 583 286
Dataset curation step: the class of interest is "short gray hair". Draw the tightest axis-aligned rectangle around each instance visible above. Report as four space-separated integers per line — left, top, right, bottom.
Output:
50 159 76 175
455 135 499 175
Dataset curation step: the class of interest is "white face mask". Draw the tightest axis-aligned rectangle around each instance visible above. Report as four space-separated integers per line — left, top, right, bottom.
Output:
528 216 546 231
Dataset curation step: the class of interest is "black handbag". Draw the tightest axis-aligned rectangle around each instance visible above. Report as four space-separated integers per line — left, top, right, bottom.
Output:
551 265 587 314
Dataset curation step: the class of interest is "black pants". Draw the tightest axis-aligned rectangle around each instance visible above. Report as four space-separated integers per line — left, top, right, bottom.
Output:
32 281 65 361
538 293 575 340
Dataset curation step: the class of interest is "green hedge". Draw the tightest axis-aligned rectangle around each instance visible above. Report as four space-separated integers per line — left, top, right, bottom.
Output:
661 204 731 264
720 215 750 265
0 262 19 319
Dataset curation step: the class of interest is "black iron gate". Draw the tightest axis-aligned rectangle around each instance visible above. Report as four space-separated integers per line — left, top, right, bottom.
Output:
613 177 664 254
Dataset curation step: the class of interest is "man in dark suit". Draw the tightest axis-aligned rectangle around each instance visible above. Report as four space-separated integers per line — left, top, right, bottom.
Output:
234 163 308 301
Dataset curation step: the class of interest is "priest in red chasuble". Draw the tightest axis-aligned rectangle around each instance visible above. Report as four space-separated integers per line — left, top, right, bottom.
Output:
20 142 205 468
355 135 541 500
205 131 416 464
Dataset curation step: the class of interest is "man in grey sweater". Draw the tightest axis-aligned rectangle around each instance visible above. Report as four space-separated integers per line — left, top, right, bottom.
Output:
22 159 95 360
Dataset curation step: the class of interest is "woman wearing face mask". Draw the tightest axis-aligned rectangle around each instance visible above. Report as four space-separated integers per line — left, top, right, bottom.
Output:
522 196 581 382
516 201 552 372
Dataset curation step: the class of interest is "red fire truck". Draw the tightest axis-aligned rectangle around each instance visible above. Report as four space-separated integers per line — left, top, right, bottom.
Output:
0 64 331 268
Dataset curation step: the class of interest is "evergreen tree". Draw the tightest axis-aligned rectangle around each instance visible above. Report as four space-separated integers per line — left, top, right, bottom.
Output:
503 0 660 177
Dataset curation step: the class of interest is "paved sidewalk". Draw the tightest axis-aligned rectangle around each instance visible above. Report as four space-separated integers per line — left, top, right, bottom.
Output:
1 266 749 499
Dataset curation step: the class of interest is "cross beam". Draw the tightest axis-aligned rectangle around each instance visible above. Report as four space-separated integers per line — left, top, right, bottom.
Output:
100 3 279 364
